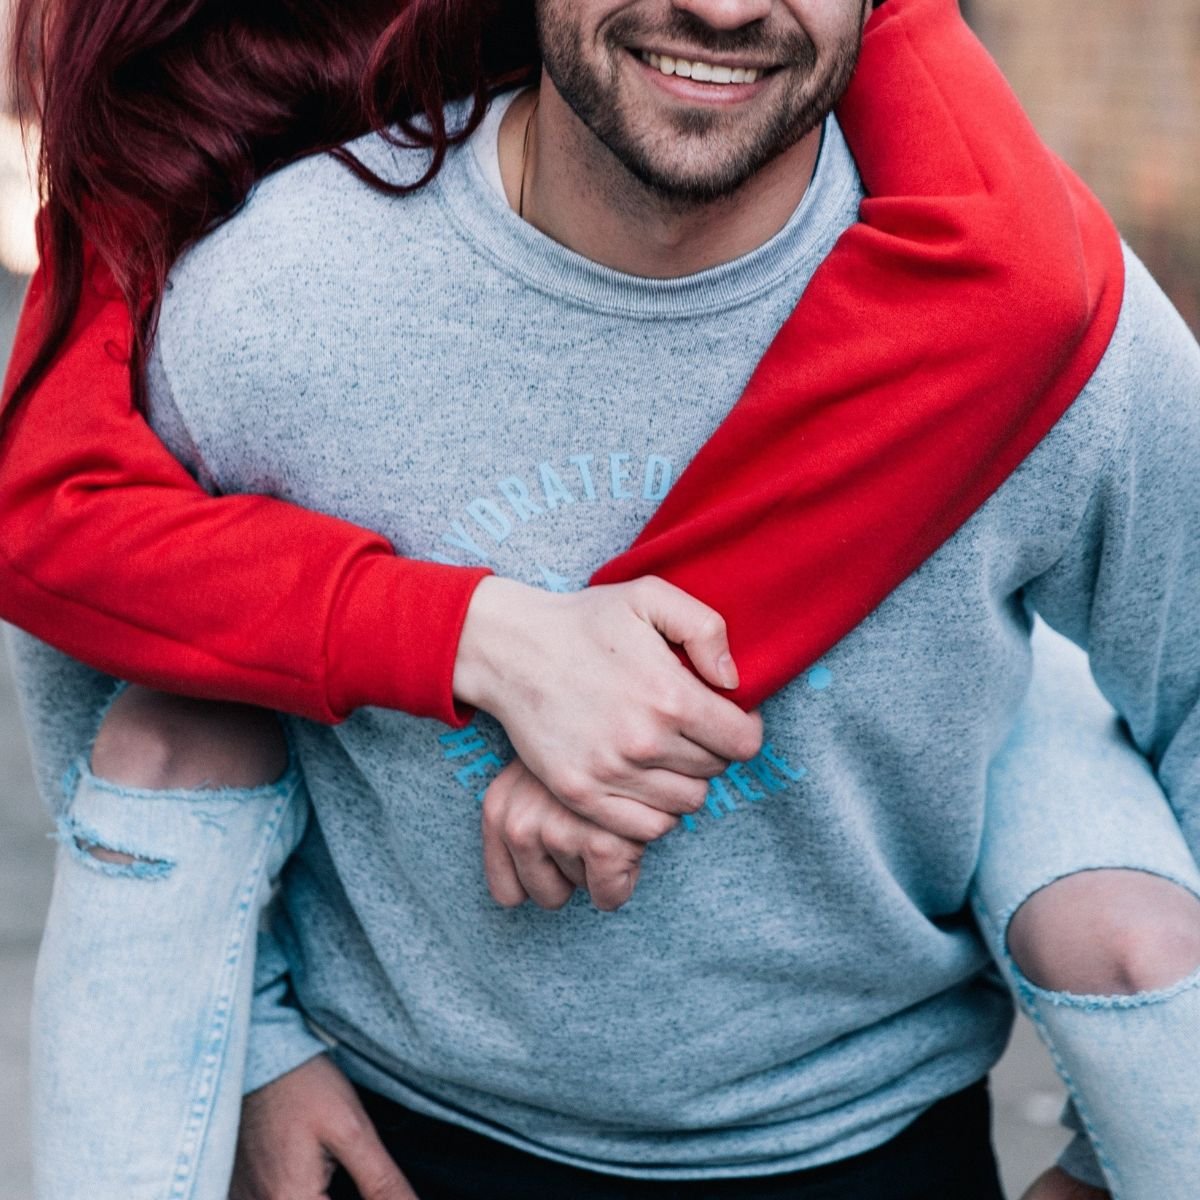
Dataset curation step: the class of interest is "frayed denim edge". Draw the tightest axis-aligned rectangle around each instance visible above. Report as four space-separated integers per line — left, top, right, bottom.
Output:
994 866 1200 1011
52 813 175 880
60 743 302 808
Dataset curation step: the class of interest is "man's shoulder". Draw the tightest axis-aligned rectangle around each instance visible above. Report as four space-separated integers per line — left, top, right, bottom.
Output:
155 117 467 391
987 242 1199 552
1082 245 1200 440
172 132 442 287
165 99 483 305
1114 245 1200 387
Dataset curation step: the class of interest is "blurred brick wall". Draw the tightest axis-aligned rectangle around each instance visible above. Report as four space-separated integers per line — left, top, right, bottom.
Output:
971 0 1200 332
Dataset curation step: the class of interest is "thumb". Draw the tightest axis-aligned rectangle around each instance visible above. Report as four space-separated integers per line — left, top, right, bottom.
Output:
634 577 738 691
329 1122 419 1200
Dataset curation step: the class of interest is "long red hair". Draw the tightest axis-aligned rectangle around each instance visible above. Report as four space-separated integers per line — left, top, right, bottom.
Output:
5 0 538 413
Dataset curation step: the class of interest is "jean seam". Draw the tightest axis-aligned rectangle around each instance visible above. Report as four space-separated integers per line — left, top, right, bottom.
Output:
971 890 1124 1198
165 777 300 1200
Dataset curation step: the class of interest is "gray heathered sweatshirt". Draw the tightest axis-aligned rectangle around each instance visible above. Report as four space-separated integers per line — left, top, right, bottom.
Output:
11 102 1200 1179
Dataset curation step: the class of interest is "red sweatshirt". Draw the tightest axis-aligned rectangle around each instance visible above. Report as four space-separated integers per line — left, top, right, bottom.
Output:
0 0 1122 725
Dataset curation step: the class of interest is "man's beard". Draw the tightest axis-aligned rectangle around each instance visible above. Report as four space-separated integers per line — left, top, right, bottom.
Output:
536 5 864 205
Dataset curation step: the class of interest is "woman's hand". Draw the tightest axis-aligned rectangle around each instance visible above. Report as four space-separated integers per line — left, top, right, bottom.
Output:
482 758 648 911
454 576 762 842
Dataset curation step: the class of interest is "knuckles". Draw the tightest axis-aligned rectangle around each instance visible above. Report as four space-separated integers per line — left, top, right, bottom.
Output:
697 611 727 642
678 778 709 814
619 726 664 767
652 683 689 725
643 810 680 840
729 713 765 761
505 813 546 853
553 768 598 812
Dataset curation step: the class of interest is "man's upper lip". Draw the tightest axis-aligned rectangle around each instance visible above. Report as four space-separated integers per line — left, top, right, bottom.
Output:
633 45 780 71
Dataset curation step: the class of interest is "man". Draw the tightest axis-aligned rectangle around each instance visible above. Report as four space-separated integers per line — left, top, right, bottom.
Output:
26 0 1200 1196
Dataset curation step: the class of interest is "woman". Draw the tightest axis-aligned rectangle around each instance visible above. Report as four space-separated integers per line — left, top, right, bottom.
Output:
4 0 1192 1196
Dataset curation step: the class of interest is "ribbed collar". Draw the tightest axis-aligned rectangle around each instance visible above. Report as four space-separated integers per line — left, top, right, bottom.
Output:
435 100 860 320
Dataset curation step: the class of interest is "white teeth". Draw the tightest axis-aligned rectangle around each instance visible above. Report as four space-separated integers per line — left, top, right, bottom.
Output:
641 50 763 85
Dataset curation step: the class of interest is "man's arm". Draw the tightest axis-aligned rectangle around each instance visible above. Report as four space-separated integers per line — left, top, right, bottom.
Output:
1024 252 1200 852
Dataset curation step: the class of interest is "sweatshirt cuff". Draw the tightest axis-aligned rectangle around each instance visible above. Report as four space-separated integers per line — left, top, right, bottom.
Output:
325 554 492 726
243 931 331 1095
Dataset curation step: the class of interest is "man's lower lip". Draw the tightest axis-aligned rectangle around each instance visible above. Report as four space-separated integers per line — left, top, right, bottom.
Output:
631 51 772 104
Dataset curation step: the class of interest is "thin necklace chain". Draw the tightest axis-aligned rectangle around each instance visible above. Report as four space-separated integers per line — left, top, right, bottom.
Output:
518 94 539 221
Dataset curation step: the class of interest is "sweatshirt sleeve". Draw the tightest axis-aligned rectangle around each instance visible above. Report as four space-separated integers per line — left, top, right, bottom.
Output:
0 253 489 726
1024 254 1200 854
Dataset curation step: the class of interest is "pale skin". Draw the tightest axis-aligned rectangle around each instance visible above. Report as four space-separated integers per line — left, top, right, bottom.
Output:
100 0 1113 1194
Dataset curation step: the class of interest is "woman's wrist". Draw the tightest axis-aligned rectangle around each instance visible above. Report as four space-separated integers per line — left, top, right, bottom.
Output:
452 575 537 713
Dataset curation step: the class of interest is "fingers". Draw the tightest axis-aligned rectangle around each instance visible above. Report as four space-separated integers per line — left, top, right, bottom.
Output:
483 763 575 909
482 806 529 907
677 692 764 764
482 763 648 912
632 576 738 691
562 787 683 842
578 841 642 912
511 846 577 910
233 1056 413 1200
645 737 731 779
323 1105 419 1200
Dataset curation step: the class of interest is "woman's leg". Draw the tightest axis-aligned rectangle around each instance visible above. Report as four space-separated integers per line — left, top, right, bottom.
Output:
973 622 1200 1200
31 685 309 1200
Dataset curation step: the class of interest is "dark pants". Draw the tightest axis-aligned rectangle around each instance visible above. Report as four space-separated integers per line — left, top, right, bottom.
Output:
330 1080 1006 1200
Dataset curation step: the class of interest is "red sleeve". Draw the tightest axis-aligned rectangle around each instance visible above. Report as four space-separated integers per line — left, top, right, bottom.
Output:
0 252 490 725
592 0 1125 708
0 0 1121 725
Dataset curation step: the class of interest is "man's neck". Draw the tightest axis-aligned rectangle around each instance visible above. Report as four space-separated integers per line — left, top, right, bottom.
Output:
498 79 822 280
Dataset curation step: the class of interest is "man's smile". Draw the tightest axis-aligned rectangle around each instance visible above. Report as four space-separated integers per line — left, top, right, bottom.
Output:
629 45 778 105
637 48 771 84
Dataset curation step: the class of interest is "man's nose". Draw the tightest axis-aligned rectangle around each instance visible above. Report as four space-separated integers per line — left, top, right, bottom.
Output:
669 0 774 30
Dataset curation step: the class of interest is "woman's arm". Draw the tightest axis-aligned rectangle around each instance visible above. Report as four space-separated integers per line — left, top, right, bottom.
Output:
2 251 755 836
486 0 1125 900
594 0 1123 708
2 0 1120 737
0 251 488 727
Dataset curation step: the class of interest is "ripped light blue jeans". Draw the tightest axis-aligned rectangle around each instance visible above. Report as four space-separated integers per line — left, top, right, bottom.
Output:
30 721 310 1200
972 622 1200 1197
28 623 1200 1199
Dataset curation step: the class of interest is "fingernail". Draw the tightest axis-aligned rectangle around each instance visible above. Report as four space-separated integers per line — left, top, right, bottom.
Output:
718 653 738 689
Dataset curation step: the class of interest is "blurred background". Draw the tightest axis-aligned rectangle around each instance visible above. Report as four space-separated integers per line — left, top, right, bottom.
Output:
0 0 1198 1196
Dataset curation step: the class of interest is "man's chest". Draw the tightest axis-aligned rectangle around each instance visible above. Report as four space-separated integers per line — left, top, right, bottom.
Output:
186 276 812 578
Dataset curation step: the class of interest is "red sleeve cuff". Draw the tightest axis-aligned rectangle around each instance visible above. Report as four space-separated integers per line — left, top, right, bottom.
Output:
324 554 492 726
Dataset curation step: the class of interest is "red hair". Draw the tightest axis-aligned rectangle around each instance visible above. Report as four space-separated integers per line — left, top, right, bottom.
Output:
6 0 538 414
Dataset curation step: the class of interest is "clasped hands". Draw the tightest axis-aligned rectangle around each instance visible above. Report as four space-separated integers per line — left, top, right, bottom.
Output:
453 575 765 911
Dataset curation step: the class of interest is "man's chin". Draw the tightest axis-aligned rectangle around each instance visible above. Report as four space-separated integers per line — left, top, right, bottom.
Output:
611 128 812 207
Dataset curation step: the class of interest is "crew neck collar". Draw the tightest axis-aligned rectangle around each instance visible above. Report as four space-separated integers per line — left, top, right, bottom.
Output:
439 95 860 320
